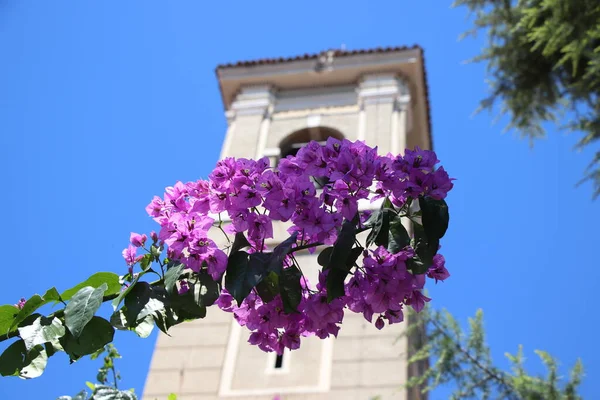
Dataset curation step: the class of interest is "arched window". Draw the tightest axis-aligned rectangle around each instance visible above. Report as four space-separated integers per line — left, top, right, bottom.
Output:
279 126 344 159
279 127 344 187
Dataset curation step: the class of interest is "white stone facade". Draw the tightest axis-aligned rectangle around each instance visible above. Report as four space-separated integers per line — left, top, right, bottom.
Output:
144 47 431 400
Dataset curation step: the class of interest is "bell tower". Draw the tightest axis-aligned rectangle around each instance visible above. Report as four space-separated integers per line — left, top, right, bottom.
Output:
143 46 432 400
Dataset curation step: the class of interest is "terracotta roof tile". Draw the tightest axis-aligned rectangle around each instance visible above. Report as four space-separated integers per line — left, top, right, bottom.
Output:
216 45 421 68
216 45 432 141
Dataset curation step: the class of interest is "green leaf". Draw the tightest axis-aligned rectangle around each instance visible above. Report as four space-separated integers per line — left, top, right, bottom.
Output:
363 210 380 228
150 244 162 259
58 390 88 400
225 251 271 305
18 316 66 351
419 196 449 240
408 224 437 274
167 394 178 400
124 282 166 324
133 315 155 338
317 247 334 268
366 199 395 249
0 305 19 336
280 266 302 313
64 284 108 338
9 295 44 332
256 272 280 303
112 273 144 310
0 340 50 379
19 344 48 379
269 232 298 274
168 289 206 322
93 385 138 400
0 339 26 376
42 287 62 305
230 232 250 254
61 317 115 362
195 272 220 308
326 220 358 302
110 310 129 330
326 246 364 302
140 254 153 272
388 215 411 253
61 273 121 301
164 261 186 294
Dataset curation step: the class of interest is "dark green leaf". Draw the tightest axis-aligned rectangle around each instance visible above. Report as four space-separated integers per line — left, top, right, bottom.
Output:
326 220 358 302
0 340 51 379
93 386 138 400
346 246 364 267
256 272 280 303
317 247 334 268
195 272 220 308
327 246 364 302
363 210 380 228
61 272 121 301
366 199 395 248
112 273 144 310
328 220 356 271
61 317 115 362
19 344 48 379
408 224 437 274
64 284 107 338
0 339 26 376
230 232 250 254
110 310 129 330
280 266 302 313
18 316 65 351
133 315 155 338
269 232 298 274
9 295 44 332
42 287 62 305
419 196 449 240
0 305 19 336
164 261 186 294
140 254 153 272
388 215 411 254
225 251 272 305
168 289 206 322
124 282 167 324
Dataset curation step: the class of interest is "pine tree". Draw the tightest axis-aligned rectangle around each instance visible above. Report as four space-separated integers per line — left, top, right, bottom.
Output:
405 308 584 399
454 0 600 197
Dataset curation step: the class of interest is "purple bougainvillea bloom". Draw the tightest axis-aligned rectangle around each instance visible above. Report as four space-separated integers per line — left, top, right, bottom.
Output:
15 298 26 310
126 138 454 353
122 245 137 266
130 232 147 247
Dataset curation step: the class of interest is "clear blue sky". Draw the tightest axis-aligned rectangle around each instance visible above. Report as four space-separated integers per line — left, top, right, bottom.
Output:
0 1 597 399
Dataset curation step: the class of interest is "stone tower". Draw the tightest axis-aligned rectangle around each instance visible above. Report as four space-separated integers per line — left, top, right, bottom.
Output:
143 46 432 400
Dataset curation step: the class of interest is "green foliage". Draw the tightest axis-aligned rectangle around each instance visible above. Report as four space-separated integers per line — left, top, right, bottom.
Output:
324 219 359 302
61 272 121 301
64 284 107 338
454 0 600 197
225 233 299 305
58 344 139 400
0 194 448 380
405 307 584 399
18 316 65 351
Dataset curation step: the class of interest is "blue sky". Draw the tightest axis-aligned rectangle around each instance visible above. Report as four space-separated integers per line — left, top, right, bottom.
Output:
0 1 598 399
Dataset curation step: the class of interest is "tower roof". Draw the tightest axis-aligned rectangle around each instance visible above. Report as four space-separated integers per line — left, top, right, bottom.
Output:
216 45 432 144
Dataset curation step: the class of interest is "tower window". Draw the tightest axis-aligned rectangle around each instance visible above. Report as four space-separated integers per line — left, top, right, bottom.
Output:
274 353 284 369
279 127 344 189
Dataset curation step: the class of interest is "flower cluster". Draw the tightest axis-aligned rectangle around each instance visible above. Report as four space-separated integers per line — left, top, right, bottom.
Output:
124 138 454 354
